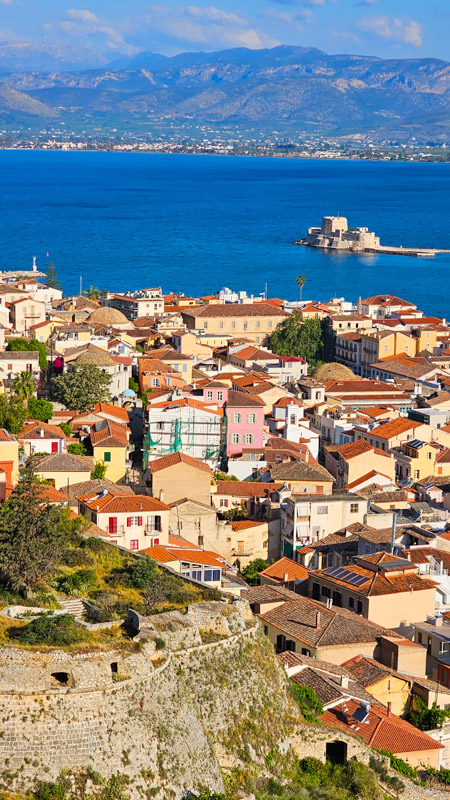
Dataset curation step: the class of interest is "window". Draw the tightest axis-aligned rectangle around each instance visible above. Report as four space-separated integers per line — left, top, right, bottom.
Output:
203 569 212 582
312 583 320 600
290 414 296 425
237 541 245 554
356 600 363 614
264 625 268 636
255 337 260 344
220 499 228 508
206 391 213 401
231 433 240 444
219 322 223 330
108 517 117 534
130 540 139 551
301 648 311 656
157 421 164 431
317 506 328 515
232 412 242 424
321 585 331 598
104 452 111 462
316 485 324 494
247 413 256 424
348 597 355 609
231 322 235 329
217 391 223 401
276 634 286 652
268 321 272 329
147 516 161 532
414 470 419 479
427 452 432 460
244 434 254 445
350 503 359 514
243 322 248 330
332 590 342 607
212 570 220 581
127 516 143 527
203 322 208 329
182 364 187 373
151 378 160 387
256 321 260 329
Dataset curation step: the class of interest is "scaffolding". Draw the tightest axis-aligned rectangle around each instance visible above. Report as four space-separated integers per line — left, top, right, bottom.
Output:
143 405 225 470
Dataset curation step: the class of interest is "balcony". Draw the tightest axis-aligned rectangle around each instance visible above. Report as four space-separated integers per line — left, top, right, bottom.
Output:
107 525 125 536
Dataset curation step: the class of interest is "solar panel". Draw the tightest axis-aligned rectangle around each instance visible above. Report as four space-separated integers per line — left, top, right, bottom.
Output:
408 439 425 449
324 566 367 587
352 705 369 724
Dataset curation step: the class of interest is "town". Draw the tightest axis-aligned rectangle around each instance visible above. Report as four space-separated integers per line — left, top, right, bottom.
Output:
1 261 450 797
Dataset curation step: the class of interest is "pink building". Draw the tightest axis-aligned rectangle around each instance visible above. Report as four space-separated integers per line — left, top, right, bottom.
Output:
202 381 229 406
225 390 265 457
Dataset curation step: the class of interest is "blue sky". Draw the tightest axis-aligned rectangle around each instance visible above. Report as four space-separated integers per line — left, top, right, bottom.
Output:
0 0 449 62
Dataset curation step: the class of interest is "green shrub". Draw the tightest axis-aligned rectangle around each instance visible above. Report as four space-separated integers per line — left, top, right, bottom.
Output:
129 557 158 589
59 422 72 437
289 682 323 723
57 568 97 596
68 442 87 456
376 749 417 780
60 547 94 568
33 782 67 800
8 613 88 647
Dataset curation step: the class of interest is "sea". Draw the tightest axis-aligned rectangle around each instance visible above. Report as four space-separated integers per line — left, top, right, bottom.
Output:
0 150 449 317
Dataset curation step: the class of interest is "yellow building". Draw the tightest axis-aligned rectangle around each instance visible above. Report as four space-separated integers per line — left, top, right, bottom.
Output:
0 430 19 490
35 452 95 489
360 329 416 376
181 303 287 347
395 441 450 482
90 419 129 483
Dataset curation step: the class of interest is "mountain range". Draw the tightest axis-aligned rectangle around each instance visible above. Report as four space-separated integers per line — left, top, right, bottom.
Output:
1 45 450 142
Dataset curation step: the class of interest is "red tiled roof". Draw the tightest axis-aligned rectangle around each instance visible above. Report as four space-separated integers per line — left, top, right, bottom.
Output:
94 403 129 422
368 418 422 440
322 698 442 754
230 519 266 531
78 491 169 513
259 556 309 582
139 545 224 567
148 452 212 475
215 481 282 498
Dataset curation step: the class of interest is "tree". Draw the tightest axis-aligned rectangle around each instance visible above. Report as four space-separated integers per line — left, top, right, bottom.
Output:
7 337 48 370
407 698 450 731
296 274 306 302
220 501 248 521
241 558 268 582
82 286 107 300
59 422 72 436
0 467 78 596
11 371 36 408
45 262 60 290
142 573 169 615
269 312 324 370
52 363 111 412
68 442 87 455
28 397 54 422
0 395 26 434
91 461 108 479
130 556 158 589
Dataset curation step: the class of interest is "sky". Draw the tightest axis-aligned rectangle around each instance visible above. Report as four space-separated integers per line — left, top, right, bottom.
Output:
0 0 449 64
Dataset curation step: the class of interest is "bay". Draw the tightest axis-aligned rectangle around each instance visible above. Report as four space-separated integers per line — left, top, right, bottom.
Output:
0 151 449 316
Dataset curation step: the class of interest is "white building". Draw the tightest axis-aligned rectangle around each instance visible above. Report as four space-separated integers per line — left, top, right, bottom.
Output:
145 395 223 466
77 489 170 551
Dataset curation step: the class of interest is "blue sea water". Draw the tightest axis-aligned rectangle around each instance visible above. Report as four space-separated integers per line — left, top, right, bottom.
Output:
0 151 449 316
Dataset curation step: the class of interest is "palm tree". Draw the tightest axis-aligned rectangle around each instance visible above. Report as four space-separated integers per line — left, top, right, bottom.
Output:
296 274 306 302
11 371 36 409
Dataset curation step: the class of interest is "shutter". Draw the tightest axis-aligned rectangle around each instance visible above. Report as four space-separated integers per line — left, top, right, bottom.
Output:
127 517 132 527
138 516 143 526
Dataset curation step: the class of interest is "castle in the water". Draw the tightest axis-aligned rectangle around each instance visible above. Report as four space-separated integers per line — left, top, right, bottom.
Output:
302 216 380 252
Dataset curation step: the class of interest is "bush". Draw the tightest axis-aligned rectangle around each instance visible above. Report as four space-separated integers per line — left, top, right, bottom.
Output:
57 568 97 596
68 442 87 456
129 557 158 589
33 783 67 800
289 681 323 723
60 547 94 567
59 422 72 436
8 613 88 647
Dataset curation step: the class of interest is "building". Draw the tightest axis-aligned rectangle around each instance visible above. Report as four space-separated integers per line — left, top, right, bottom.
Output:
144 396 223 466
78 489 170 551
19 420 68 458
395 440 449 483
258 593 400 664
280 493 367 557
309 552 436 628
323 379 413 412
139 543 225 588
355 418 430 452
35 452 95 489
322 698 443 769
10 297 46 334
213 480 282 518
360 294 417 320
106 288 164 320
324 439 396 489
147 452 212 506
0 351 41 381
181 303 287 346
269 459 335 495
359 330 416 377
225 390 265 457
259 557 309 594
302 216 381 252
0 430 19 498
90 419 130 483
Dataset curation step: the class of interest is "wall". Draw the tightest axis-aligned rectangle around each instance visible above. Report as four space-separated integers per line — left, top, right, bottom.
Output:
36 468 92 490
151 462 212 506
93 445 126 483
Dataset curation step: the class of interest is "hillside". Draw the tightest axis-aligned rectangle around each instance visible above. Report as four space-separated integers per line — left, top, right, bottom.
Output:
1 45 450 141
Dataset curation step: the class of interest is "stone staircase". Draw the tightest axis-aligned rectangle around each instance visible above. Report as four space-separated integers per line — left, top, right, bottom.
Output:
59 598 86 619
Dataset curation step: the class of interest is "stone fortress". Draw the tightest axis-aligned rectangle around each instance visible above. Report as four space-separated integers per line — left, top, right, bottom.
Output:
298 215 448 257
302 216 381 252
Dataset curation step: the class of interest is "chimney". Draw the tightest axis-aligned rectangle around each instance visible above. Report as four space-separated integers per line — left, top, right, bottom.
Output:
39 428 44 438
387 702 392 717
159 489 165 502
340 675 349 689
283 572 289 583
315 611 321 629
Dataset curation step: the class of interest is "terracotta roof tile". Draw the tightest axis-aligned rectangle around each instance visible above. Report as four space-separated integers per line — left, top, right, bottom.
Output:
259 556 309 582
148 452 212 475
78 491 170 513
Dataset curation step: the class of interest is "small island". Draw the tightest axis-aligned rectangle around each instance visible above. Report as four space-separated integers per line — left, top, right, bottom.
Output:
296 215 449 257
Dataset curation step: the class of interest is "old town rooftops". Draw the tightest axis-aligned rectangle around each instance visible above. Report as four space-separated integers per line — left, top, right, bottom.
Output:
182 303 287 318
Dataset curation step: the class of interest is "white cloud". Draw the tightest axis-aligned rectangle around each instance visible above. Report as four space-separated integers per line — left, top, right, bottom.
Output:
145 5 280 50
358 15 423 47
47 7 138 54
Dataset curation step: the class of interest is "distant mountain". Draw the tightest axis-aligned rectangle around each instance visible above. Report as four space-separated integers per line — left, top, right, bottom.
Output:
0 41 108 74
1 45 450 141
